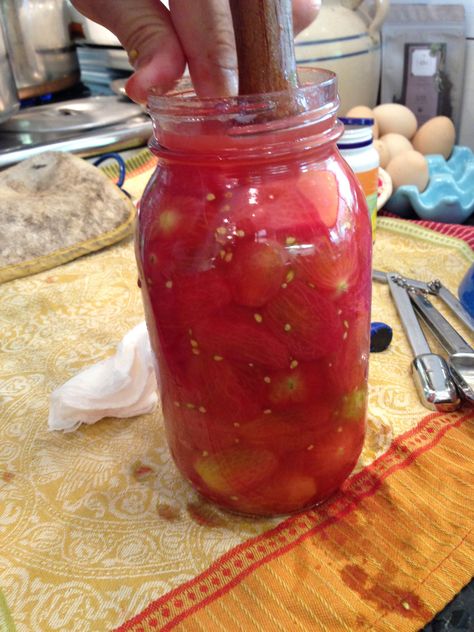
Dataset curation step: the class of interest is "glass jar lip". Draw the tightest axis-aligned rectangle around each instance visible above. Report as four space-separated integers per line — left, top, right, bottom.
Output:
147 67 338 120
147 67 342 160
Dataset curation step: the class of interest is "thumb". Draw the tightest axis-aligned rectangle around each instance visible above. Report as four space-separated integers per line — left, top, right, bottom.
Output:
292 0 321 34
71 0 186 103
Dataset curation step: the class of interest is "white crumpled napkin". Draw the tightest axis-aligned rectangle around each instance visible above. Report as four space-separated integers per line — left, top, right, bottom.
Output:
48 322 158 432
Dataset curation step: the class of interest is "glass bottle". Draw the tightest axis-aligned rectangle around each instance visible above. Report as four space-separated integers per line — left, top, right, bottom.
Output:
136 68 372 516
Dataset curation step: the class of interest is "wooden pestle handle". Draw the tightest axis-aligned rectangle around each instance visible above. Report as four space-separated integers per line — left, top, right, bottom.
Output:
229 0 299 95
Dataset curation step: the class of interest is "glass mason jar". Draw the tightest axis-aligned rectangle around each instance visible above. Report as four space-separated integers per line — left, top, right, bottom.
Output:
136 68 372 517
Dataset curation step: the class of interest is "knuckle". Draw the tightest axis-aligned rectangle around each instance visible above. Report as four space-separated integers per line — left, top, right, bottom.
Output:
205 33 238 72
121 16 167 53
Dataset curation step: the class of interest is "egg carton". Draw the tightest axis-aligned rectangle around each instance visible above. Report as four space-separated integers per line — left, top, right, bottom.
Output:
384 146 474 224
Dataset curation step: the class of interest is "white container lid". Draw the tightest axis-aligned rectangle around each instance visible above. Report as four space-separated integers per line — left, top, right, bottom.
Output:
337 118 374 149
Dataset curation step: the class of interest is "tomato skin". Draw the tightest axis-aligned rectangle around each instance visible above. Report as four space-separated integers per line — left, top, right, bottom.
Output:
293 235 359 298
223 240 288 307
264 281 344 361
263 363 326 411
193 447 279 496
286 418 366 500
228 471 319 516
296 170 340 228
193 306 291 370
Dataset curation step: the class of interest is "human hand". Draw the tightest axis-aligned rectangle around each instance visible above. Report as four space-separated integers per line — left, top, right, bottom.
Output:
71 0 321 103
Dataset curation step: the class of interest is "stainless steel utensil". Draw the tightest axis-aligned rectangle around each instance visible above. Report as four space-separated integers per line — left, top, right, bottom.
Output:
428 280 474 334
2 0 80 99
386 273 461 411
0 96 144 133
0 96 152 167
409 290 474 405
0 115 152 167
373 269 474 333
373 268 428 290
0 8 19 124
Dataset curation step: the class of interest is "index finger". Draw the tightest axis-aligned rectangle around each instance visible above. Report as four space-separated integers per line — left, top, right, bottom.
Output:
169 0 238 97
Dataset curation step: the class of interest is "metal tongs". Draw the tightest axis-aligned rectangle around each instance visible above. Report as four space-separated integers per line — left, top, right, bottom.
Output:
409 290 474 404
373 269 474 333
384 272 461 411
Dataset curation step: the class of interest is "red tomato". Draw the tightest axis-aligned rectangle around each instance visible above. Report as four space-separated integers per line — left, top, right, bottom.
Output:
229 471 319 515
263 281 344 361
264 363 325 410
193 306 290 369
193 446 279 496
296 170 340 228
294 235 360 299
172 269 232 327
286 418 365 498
229 180 326 244
223 240 288 307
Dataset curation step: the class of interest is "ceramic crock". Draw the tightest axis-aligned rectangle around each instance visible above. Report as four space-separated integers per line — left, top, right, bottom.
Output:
295 0 391 114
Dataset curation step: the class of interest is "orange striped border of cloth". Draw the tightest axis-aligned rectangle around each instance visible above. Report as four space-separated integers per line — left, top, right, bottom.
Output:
115 407 474 632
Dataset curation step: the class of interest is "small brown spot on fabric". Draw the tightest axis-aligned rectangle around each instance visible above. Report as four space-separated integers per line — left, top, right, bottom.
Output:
2 471 15 483
131 461 155 481
157 503 181 521
355 614 368 628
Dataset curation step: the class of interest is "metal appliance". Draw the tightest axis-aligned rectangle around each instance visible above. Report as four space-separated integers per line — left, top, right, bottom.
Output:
0 6 19 123
0 93 152 168
0 1 157 163
1 0 80 99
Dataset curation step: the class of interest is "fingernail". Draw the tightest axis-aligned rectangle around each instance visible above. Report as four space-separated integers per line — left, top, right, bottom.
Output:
125 58 176 104
195 68 239 98
135 54 153 70
125 73 147 105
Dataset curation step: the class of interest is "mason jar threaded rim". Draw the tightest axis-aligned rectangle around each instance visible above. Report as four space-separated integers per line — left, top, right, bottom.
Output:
147 67 343 160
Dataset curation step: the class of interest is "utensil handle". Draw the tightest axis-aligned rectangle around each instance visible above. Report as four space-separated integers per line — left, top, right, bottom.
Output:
410 291 474 355
411 354 461 412
372 270 474 332
387 274 460 411
372 269 428 292
229 0 298 95
437 285 474 334
344 0 390 37
387 275 431 356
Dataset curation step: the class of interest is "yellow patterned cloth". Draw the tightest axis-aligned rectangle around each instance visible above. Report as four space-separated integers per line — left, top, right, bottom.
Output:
1 154 473 631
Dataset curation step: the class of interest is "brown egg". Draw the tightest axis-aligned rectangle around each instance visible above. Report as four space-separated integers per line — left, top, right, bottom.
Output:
386 151 429 192
412 116 456 159
380 133 413 160
373 103 418 139
374 139 390 169
345 105 379 139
